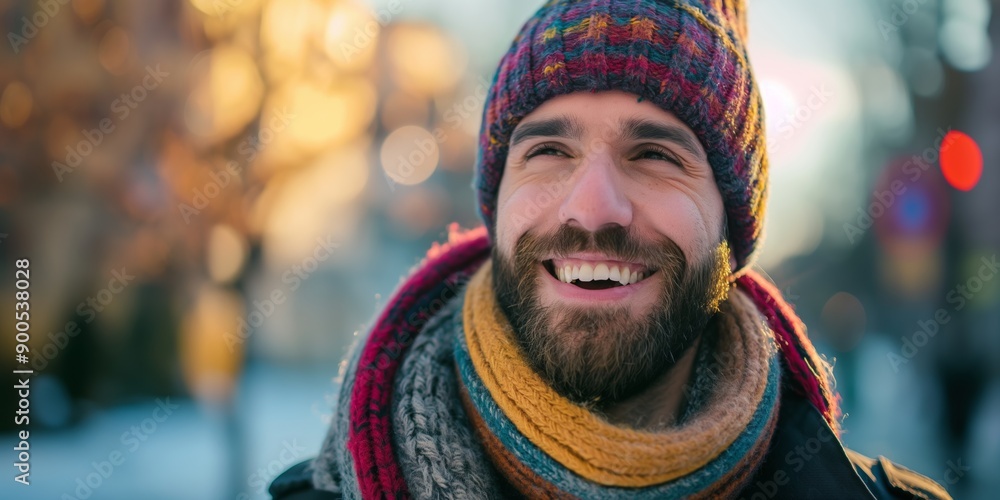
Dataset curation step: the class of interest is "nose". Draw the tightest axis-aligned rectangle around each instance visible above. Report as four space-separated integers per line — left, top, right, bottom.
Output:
558 147 632 232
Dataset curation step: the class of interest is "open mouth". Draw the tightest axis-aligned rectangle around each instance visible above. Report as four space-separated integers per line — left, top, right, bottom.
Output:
542 258 656 290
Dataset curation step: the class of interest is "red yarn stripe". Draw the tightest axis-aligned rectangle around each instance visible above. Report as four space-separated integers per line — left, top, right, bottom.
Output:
348 227 490 498
737 271 840 430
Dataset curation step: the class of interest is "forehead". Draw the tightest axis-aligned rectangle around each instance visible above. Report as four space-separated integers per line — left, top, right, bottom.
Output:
512 90 693 135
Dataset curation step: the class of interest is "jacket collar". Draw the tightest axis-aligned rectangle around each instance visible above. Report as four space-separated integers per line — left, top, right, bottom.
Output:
745 385 875 499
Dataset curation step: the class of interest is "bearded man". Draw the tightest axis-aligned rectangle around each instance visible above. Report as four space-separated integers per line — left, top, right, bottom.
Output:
271 1 950 498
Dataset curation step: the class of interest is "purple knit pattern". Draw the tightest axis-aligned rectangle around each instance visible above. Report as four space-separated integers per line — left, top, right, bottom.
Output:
474 0 768 273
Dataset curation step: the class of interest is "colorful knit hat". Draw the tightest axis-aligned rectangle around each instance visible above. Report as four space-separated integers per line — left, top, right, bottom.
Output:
474 0 768 273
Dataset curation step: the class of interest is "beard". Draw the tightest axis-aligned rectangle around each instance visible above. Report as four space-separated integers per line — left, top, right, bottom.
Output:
492 224 732 409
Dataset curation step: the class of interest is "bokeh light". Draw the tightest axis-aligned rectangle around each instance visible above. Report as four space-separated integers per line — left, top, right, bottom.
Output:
184 45 266 143
380 125 440 186
180 285 244 406
268 78 376 153
386 23 466 96
259 144 368 265
940 130 983 191
207 224 249 284
96 24 131 75
73 0 107 24
0 81 34 129
820 291 867 351
261 0 324 69
323 0 379 72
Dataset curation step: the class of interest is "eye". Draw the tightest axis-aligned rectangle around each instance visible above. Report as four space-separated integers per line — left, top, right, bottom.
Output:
525 142 571 159
632 145 682 166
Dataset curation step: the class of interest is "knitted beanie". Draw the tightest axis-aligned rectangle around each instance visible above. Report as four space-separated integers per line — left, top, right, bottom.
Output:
474 0 767 273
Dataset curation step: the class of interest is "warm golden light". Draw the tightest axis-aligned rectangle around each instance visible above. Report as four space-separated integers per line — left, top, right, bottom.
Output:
386 24 466 96
207 224 248 284
261 0 323 67
72 0 106 24
97 25 131 74
0 82 33 129
323 0 378 72
183 44 265 143
259 144 368 266
267 78 376 153
180 285 245 405
189 0 263 19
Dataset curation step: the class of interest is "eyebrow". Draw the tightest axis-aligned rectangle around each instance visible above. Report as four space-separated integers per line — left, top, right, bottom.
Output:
509 117 584 147
617 118 707 162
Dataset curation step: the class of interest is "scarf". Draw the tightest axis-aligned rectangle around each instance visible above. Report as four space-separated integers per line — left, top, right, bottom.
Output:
456 262 780 498
312 225 839 499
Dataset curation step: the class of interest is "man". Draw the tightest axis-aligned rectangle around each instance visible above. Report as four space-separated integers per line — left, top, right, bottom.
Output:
272 0 950 498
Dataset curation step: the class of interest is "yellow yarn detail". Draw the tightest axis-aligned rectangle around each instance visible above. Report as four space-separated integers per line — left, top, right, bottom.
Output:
543 62 566 77
629 16 657 41
462 261 773 487
541 26 558 42
564 13 611 40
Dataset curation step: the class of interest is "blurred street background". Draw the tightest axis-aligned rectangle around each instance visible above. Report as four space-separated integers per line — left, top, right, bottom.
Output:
0 0 997 498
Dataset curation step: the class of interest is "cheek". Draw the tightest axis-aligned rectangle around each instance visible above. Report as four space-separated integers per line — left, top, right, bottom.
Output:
496 177 563 252
636 191 717 258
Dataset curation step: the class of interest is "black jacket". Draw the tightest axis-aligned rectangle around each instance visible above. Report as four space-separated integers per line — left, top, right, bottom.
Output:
270 387 951 499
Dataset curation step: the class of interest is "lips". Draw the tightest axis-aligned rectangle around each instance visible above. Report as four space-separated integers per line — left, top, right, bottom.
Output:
544 257 655 290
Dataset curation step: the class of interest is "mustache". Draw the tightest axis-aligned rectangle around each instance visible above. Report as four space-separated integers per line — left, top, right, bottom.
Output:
513 224 687 280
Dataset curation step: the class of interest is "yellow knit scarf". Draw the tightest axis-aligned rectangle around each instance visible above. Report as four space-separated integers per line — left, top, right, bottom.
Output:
462 261 776 487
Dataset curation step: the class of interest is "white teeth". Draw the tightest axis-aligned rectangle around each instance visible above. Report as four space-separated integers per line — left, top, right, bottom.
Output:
609 266 621 282
553 261 650 285
593 263 609 281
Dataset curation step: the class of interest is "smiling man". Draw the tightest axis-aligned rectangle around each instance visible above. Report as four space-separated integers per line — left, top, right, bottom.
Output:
272 1 950 498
